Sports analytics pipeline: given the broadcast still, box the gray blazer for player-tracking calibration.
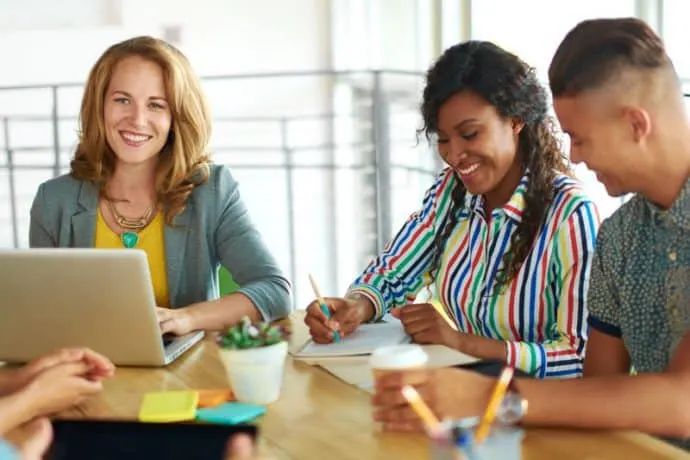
[29,164,293,321]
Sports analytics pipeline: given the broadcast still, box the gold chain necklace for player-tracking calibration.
[105,199,154,248]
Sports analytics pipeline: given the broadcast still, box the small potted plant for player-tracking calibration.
[216,316,290,405]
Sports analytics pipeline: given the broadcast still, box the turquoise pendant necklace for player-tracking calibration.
[121,231,139,248]
[106,199,153,249]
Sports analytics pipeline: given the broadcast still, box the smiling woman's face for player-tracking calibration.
[103,55,172,167]
[436,90,523,200]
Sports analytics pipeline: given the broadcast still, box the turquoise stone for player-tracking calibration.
[121,231,139,248]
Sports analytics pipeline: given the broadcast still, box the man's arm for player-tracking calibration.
[583,329,631,377]
[374,331,690,438]
[0,392,36,435]
[516,330,690,438]
[581,219,632,378]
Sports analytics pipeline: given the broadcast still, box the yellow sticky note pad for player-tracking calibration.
[138,390,199,423]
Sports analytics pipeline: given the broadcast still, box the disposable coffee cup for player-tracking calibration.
[369,344,429,381]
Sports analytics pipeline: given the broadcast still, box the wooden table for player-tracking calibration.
[59,316,690,460]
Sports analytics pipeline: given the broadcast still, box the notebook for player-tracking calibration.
[317,344,480,392]
[291,322,410,358]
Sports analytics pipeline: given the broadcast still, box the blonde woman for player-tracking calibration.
[29,36,292,335]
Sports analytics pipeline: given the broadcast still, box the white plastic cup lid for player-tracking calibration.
[369,344,428,370]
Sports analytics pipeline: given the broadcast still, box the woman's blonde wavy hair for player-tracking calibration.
[70,35,212,225]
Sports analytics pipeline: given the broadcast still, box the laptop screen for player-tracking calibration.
[45,419,258,460]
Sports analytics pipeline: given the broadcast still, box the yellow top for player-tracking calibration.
[94,209,170,307]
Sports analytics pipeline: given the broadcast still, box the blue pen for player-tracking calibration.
[308,273,341,343]
[453,425,476,459]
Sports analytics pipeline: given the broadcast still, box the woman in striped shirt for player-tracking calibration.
[305,41,600,379]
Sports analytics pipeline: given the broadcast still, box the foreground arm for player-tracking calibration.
[0,348,114,398]
[0,359,108,435]
[0,369,22,398]
[0,392,36,436]
[373,330,690,438]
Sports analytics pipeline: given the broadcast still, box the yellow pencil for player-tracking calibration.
[401,385,442,434]
[429,300,458,331]
[422,285,457,331]
[474,365,515,443]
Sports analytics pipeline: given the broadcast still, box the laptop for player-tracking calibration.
[0,248,203,366]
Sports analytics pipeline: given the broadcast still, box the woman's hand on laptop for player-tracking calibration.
[156,307,194,336]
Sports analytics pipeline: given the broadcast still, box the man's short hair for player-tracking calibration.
[548,17,671,98]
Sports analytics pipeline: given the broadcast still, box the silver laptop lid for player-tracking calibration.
[0,248,170,366]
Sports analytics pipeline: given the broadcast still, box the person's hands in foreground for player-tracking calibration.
[4,348,114,396]
[21,360,107,418]
[4,417,53,460]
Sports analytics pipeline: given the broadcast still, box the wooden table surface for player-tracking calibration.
[58,315,690,460]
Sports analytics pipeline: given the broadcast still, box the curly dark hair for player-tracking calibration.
[421,41,570,290]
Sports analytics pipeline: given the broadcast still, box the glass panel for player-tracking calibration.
[663,0,690,79]
[471,0,637,80]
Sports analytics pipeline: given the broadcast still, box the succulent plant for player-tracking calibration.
[216,316,290,350]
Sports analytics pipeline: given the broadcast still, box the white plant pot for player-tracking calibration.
[218,341,288,405]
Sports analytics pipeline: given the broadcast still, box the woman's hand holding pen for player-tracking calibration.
[304,297,372,343]
[391,303,462,350]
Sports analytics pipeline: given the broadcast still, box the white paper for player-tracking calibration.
[292,322,410,358]
[316,344,481,392]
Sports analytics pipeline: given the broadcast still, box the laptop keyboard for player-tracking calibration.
[162,333,175,347]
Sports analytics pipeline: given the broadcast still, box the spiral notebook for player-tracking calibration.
[291,322,410,358]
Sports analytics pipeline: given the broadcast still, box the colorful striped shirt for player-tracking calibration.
[348,168,600,378]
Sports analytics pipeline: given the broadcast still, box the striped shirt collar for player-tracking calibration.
[463,171,529,223]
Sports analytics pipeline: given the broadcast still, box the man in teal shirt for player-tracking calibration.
[372,17,690,450]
